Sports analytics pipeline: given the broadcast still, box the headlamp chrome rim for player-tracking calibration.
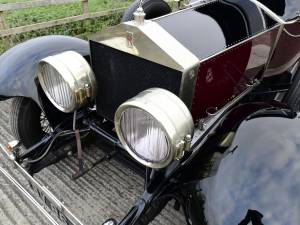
[116,105,175,169]
[37,51,97,113]
[115,88,194,169]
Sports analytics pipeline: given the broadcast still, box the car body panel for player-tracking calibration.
[0,35,89,104]
[182,103,300,225]
[191,26,281,118]
[0,1,299,224]
[90,0,286,121]
[266,21,300,76]
[256,0,300,76]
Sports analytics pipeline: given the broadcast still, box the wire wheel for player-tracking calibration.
[40,111,53,134]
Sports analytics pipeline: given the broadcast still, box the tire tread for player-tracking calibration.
[9,97,44,148]
[9,97,23,140]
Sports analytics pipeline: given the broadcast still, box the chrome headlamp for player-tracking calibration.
[115,88,194,169]
[37,51,96,113]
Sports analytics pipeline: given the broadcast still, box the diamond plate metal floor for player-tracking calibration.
[0,100,185,225]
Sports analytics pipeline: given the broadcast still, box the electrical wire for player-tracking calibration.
[26,129,89,163]
[26,130,71,163]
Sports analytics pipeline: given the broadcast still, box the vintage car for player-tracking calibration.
[0,0,300,224]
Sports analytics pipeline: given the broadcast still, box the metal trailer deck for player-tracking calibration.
[0,100,185,225]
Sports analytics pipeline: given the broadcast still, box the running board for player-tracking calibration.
[0,143,84,225]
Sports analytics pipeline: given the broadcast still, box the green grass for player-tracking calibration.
[0,0,132,53]
[0,0,30,3]
[2,0,131,28]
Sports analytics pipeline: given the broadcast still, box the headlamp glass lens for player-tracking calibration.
[120,108,170,163]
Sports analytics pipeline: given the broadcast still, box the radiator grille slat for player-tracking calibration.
[90,41,182,121]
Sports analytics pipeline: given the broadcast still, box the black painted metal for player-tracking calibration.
[0,35,89,105]
[17,134,53,160]
[8,96,299,225]
[156,0,277,60]
[89,121,123,148]
[89,41,182,121]
[117,102,298,225]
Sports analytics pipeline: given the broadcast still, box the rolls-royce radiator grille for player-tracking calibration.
[90,41,183,121]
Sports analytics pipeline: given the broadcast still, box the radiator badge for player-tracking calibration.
[126,31,134,49]
[101,31,138,55]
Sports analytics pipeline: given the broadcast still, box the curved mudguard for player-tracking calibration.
[0,35,89,104]
[182,103,300,225]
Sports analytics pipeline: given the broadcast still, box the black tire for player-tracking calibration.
[10,97,48,148]
[285,65,300,111]
[121,0,172,22]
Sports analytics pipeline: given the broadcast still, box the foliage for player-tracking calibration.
[0,0,131,54]
[2,0,131,27]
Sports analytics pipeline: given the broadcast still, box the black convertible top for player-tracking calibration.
[255,0,300,21]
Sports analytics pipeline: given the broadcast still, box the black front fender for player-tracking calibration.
[0,35,89,104]
[182,104,300,225]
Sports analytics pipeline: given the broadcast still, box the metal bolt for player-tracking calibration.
[175,141,185,160]
[104,222,114,225]
[64,145,73,156]
[184,134,192,152]
[198,119,206,131]
[85,83,92,98]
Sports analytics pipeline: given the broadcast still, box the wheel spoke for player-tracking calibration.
[40,112,53,133]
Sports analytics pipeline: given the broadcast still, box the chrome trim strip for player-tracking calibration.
[248,0,285,24]
[249,0,300,25]
[257,7,267,29]
[0,156,60,225]
[179,64,201,110]
[0,167,60,225]
[188,0,217,7]
[264,24,285,73]
[283,25,300,38]
[283,18,300,25]
[0,144,85,225]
